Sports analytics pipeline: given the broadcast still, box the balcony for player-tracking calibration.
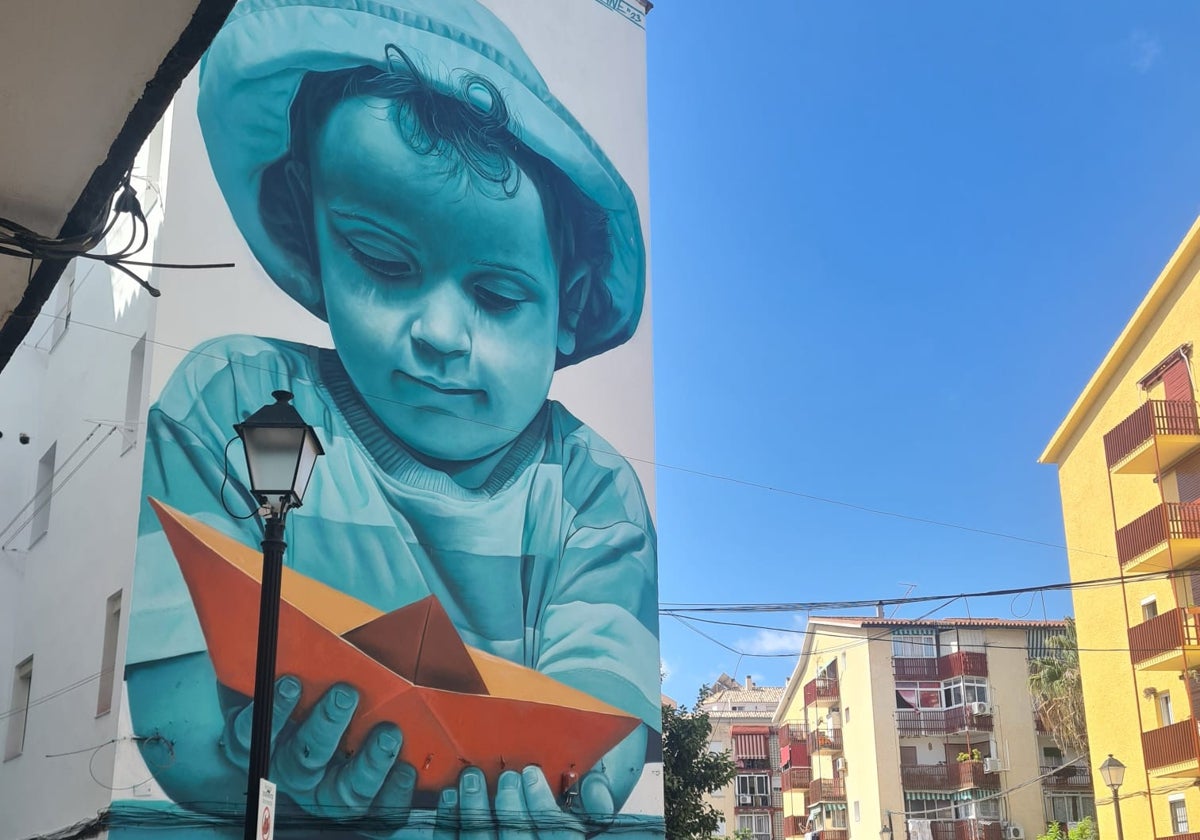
[808,727,843,753]
[807,778,846,804]
[1129,607,1200,670]
[940,651,988,678]
[1040,764,1092,789]
[734,793,772,811]
[1142,718,1200,777]
[929,820,1002,840]
[782,816,809,838]
[1115,503,1200,574]
[893,652,988,680]
[899,761,999,791]
[781,767,812,791]
[1104,400,1200,474]
[803,677,839,708]
[778,724,810,769]
[895,707,995,737]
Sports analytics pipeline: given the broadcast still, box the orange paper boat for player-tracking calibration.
[148,498,640,792]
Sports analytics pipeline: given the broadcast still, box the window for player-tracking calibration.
[715,819,726,836]
[1171,797,1189,834]
[844,706,850,723]
[1142,597,1159,622]
[49,263,75,350]
[896,681,942,710]
[96,591,122,715]
[1043,746,1063,767]
[1044,793,1096,824]
[736,774,770,797]
[29,442,56,547]
[942,677,988,708]
[852,801,860,823]
[940,629,986,653]
[893,633,937,658]
[955,799,1000,820]
[1161,692,1175,726]
[122,336,147,452]
[709,740,725,754]
[736,814,770,840]
[5,657,33,760]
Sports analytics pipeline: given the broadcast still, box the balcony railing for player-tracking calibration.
[815,832,848,840]
[894,656,940,679]
[940,650,988,678]
[1129,607,1200,665]
[901,761,998,790]
[803,677,839,706]
[893,652,989,680]
[1040,764,1092,789]
[807,778,846,803]
[1116,503,1200,568]
[1143,718,1200,772]
[808,726,843,753]
[734,793,772,810]
[782,816,809,837]
[781,767,812,790]
[929,821,1002,840]
[895,707,995,737]
[1104,400,1200,470]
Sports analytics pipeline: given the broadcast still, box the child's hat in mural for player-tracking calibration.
[197,0,646,367]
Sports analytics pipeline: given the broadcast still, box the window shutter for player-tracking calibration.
[1163,357,1194,402]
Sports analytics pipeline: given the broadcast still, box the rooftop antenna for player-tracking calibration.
[891,584,918,618]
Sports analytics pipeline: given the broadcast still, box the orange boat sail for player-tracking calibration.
[148,498,639,793]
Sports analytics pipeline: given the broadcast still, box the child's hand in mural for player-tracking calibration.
[221,676,418,817]
[438,765,609,840]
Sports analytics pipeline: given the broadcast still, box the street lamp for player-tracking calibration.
[234,390,324,840]
[1098,754,1126,840]
[880,810,895,839]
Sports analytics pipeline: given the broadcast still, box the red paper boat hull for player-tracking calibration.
[149,498,640,793]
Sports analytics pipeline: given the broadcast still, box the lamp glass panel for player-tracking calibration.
[242,426,307,494]
[292,430,322,504]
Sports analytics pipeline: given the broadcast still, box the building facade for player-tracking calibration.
[772,617,1090,840]
[0,2,660,839]
[1041,215,1200,840]
[701,675,786,840]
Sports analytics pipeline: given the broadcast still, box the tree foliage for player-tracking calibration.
[662,699,736,840]
[1036,816,1097,840]
[1028,618,1088,754]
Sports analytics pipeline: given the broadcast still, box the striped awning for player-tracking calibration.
[733,731,769,760]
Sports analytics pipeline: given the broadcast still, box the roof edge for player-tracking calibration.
[1040,213,1200,465]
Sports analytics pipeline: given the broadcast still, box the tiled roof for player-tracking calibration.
[815,616,1067,629]
[704,686,786,704]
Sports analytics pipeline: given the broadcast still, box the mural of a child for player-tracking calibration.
[121,0,659,837]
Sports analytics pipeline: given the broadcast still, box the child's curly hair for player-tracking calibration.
[260,46,613,342]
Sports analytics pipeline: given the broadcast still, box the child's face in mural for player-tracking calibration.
[309,96,570,462]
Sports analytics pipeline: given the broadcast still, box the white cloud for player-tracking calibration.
[1129,29,1161,74]
[736,619,805,657]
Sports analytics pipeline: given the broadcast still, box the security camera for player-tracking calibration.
[18,433,29,445]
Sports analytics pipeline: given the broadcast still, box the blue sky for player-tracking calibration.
[647,2,1200,702]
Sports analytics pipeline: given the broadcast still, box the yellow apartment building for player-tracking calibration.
[772,616,1087,840]
[1041,216,1200,840]
[700,675,786,840]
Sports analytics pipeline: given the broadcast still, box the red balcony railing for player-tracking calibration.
[803,677,839,706]
[895,707,995,737]
[1040,764,1092,789]
[956,760,1000,789]
[1116,503,1200,566]
[783,816,809,837]
[1129,607,1200,665]
[807,778,846,803]
[940,650,989,678]
[1104,400,1200,469]
[901,761,998,790]
[816,832,848,840]
[781,767,812,790]
[808,727,843,753]
[929,821,1002,840]
[1143,719,1200,771]
[894,656,940,679]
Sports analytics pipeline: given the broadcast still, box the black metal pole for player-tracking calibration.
[1111,786,1125,840]
[243,512,287,840]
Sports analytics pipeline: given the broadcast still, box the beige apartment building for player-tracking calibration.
[772,617,1091,840]
[701,674,786,840]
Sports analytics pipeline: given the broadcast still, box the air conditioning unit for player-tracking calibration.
[1003,826,1025,840]
[738,795,752,805]
[968,701,992,716]
[983,758,1003,773]
[834,757,847,774]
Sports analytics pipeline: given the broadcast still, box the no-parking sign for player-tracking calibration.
[257,779,276,840]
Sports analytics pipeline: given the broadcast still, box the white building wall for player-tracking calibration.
[0,117,170,840]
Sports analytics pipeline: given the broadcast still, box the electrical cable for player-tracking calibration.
[0,421,107,545]
[5,308,1110,565]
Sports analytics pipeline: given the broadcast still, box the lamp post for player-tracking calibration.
[1098,754,1126,840]
[879,810,895,839]
[234,390,324,840]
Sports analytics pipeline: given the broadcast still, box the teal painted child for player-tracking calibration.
[122,0,659,836]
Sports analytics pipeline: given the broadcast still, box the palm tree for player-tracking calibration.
[1028,618,1088,754]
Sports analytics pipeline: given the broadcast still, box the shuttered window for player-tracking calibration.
[1163,357,1194,402]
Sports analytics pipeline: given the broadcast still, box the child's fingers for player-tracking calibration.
[273,683,358,793]
[458,766,498,840]
[314,722,402,811]
[372,759,419,824]
[495,770,533,840]
[520,766,584,840]
[220,675,301,770]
